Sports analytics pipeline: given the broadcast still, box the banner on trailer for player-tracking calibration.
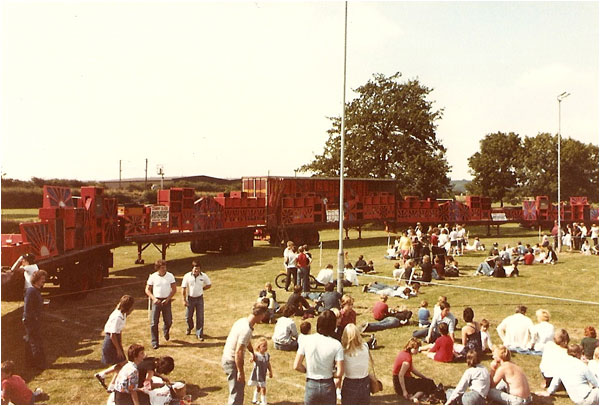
[150,206,169,223]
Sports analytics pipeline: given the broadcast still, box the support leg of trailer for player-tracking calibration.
[486,224,491,236]
[357,227,362,240]
[497,225,500,236]
[135,243,150,264]
[344,227,350,240]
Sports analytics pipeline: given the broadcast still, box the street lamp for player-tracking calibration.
[556,91,570,252]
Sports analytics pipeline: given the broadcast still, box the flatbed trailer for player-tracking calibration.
[125,226,256,263]
[35,242,118,294]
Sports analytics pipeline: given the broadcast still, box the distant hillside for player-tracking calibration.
[451,179,470,194]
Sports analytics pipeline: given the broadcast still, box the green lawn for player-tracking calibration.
[1,208,39,222]
[1,225,598,405]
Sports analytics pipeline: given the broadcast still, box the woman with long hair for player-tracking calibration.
[341,324,370,404]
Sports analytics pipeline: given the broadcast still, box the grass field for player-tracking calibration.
[1,225,598,405]
[1,208,39,222]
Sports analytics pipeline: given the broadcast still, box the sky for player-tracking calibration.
[1,1,598,182]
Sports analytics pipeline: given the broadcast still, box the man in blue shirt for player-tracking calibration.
[23,269,48,370]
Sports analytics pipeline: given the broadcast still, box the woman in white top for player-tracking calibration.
[528,309,554,354]
[341,323,370,405]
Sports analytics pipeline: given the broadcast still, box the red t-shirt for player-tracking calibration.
[392,350,413,376]
[523,253,534,265]
[296,253,309,268]
[431,234,439,246]
[430,334,454,362]
[339,308,356,331]
[372,301,389,321]
[2,375,33,405]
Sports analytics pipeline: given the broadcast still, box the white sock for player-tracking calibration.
[261,394,267,404]
[252,390,259,403]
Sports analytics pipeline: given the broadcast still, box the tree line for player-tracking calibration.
[299,72,598,204]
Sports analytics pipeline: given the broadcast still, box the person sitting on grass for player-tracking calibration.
[286,285,314,317]
[363,281,416,299]
[581,326,599,361]
[1,360,44,405]
[418,300,431,328]
[523,248,535,265]
[112,343,146,405]
[315,264,334,287]
[480,319,494,353]
[488,345,532,405]
[444,350,490,405]
[360,298,412,333]
[413,301,456,344]
[453,307,482,360]
[392,338,439,403]
[421,322,455,363]
[354,255,375,273]
[527,309,554,355]
[537,344,598,405]
[258,282,280,320]
[272,305,299,351]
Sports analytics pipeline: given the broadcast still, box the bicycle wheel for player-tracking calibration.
[309,275,318,290]
[275,273,288,290]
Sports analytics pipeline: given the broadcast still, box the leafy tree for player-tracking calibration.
[467,132,522,206]
[299,72,451,198]
[519,133,599,202]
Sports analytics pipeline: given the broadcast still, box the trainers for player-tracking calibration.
[94,373,108,390]
[370,337,378,350]
[33,388,43,397]
[152,344,159,350]
[186,329,192,335]
[197,335,204,342]
[359,322,369,333]
[362,285,368,293]
[164,331,170,341]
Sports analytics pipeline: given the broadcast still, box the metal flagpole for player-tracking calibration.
[556,91,570,252]
[337,1,348,294]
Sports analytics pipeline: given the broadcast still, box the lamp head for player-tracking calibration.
[557,91,571,101]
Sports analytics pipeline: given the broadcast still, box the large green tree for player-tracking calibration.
[299,72,451,198]
[467,132,522,206]
[519,133,599,202]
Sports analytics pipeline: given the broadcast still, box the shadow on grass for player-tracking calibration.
[166,339,224,349]
[192,384,220,399]
[0,305,103,383]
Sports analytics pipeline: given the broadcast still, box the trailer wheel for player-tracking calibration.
[223,237,241,255]
[90,262,104,289]
[60,263,90,300]
[190,240,207,254]
[240,233,253,252]
[308,230,320,246]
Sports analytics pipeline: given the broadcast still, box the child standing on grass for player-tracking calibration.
[249,337,272,405]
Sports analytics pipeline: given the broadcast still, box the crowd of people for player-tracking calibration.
[3,221,598,406]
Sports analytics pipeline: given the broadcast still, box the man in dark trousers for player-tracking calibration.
[23,269,48,370]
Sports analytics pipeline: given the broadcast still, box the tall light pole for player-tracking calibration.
[557,91,570,252]
[337,1,348,294]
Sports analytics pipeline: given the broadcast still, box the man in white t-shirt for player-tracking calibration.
[294,310,344,404]
[145,260,177,349]
[11,253,39,292]
[496,305,534,351]
[316,264,334,286]
[181,260,211,341]
[221,303,269,405]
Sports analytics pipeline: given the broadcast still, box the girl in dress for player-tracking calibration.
[248,337,272,405]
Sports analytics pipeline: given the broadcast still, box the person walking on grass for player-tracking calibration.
[221,303,269,405]
[181,260,211,341]
[145,260,177,350]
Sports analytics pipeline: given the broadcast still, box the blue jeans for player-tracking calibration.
[222,360,245,405]
[23,319,45,369]
[299,267,310,293]
[341,376,370,404]
[446,388,486,405]
[305,378,336,405]
[474,262,493,276]
[150,300,172,347]
[185,295,205,338]
[364,316,400,332]
[285,267,298,290]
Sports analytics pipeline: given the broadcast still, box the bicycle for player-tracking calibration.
[275,271,318,290]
